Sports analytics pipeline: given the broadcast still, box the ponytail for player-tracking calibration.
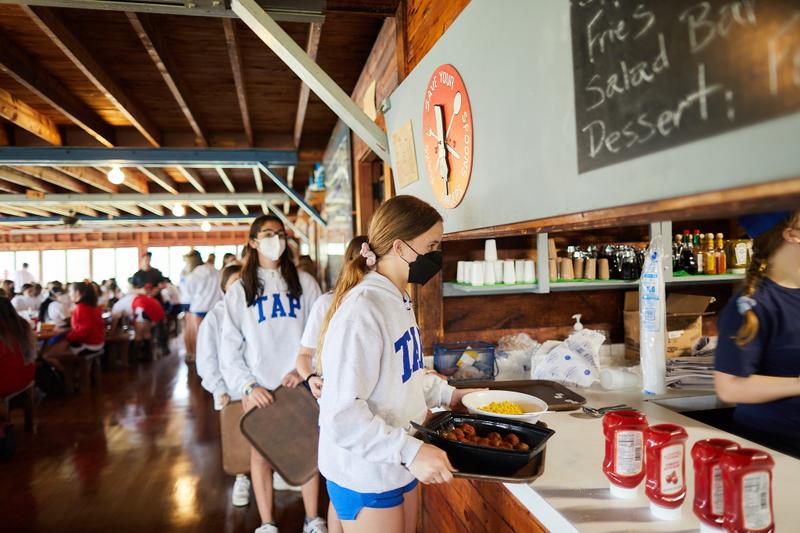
[734,210,799,347]
[315,196,442,374]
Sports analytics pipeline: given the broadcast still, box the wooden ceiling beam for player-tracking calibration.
[0,125,8,146]
[57,166,117,193]
[252,167,263,193]
[137,166,178,194]
[214,202,229,215]
[188,202,207,216]
[222,18,253,147]
[138,203,164,216]
[0,30,114,147]
[113,203,142,216]
[15,165,88,193]
[127,13,208,147]
[23,6,162,147]
[176,166,206,193]
[0,166,55,192]
[293,22,322,149]
[73,205,98,217]
[0,87,62,145]
[215,167,236,193]
[92,166,149,194]
[0,204,28,217]
[0,179,24,194]
[238,202,249,215]
[90,204,120,216]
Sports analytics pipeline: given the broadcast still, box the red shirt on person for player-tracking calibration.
[66,302,105,345]
[132,294,165,324]
[0,340,35,397]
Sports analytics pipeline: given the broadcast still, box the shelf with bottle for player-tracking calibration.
[666,220,750,284]
[443,281,539,297]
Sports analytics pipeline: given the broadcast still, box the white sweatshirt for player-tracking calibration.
[196,300,242,410]
[184,263,222,314]
[111,293,135,319]
[44,300,68,326]
[11,294,38,314]
[219,268,321,394]
[300,291,333,349]
[318,271,455,493]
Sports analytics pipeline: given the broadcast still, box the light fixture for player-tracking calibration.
[200,221,212,232]
[172,204,186,217]
[107,166,125,185]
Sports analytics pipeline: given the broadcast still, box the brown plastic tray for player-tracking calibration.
[453,379,586,411]
[220,400,250,476]
[239,386,319,486]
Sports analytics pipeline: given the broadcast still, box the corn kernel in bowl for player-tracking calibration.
[479,400,524,415]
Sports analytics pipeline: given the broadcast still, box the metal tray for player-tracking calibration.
[453,379,586,411]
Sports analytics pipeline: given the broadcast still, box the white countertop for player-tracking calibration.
[502,387,800,533]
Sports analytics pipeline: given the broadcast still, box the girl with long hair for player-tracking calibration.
[44,282,105,375]
[714,210,800,457]
[219,215,325,533]
[0,296,36,397]
[316,195,481,533]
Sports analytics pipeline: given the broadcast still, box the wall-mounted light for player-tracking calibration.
[107,166,125,185]
[200,221,212,232]
[172,204,186,217]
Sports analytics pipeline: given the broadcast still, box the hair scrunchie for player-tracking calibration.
[737,296,757,315]
[360,242,377,268]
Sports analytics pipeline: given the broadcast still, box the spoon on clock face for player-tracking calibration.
[444,91,462,139]
[426,128,461,159]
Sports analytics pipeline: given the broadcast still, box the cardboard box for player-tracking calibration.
[624,292,715,363]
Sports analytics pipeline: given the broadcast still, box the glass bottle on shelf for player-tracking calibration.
[715,233,727,274]
[673,234,683,272]
[693,230,704,275]
[680,230,698,275]
[704,234,718,275]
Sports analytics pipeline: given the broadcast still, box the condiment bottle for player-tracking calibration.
[645,423,688,519]
[720,448,775,533]
[603,410,648,498]
[715,233,727,274]
[704,233,718,275]
[694,229,705,274]
[692,438,740,533]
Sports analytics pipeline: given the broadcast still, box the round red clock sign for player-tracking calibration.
[422,64,473,209]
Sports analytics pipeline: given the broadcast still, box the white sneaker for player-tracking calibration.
[232,474,250,507]
[272,472,301,492]
[255,524,278,533]
[303,517,328,533]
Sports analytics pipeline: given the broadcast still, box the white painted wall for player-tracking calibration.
[384,0,800,234]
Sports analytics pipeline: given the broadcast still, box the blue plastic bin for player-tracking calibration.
[433,341,496,382]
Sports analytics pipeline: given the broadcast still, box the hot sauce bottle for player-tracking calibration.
[692,439,740,533]
[602,410,648,498]
[645,423,688,520]
[720,448,775,533]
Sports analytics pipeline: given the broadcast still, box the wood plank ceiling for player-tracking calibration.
[0,1,391,228]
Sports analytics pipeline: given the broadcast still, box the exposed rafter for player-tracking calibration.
[176,166,206,193]
[222,18,253,147]
[90,204,120,216]
[258,162,325,226]
[293,22,322,149]
[188,202,207,216]
[237,202,249,215]
[113,203,142,216]
[16,165,88,193]
[233,0,389,161]
[0,30,114,146]
[92,165,149,194]
[137,167,178,194]
[57,166,117,193]
[0,87,62,145]
[128,13,208,147]
[264,200,308,243]
[214,203,229,215]
[215,167,236,193]
[0,180,24,194]
[252,167,263,193]
[23,6,162,146]
[0,166,55,193]
[0,192,286,206]
[138,203,163,216]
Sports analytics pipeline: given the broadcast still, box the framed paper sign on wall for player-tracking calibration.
[422,63,474,209]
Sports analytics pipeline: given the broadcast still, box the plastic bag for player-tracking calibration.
[496,333,540,379]
[530,328,605,388]
[640,237,667,395]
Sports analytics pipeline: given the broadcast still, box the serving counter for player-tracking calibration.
[421,387,800,532]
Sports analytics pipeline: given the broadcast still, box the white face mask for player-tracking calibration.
[258,235,286,261]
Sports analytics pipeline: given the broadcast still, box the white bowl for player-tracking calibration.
[461,390,550,422]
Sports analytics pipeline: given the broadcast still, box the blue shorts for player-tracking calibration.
[192,311,207,318]
[327,479,418,521]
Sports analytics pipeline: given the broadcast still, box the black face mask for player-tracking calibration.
[402,241,442,285]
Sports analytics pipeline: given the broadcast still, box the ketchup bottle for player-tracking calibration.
[645,423,688,519]
[602,410,648,498]
[720,448,775,533]
[692,438,740,533]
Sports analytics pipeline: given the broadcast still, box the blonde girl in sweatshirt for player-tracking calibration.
[219,215,325,533]
[316,195,481,533]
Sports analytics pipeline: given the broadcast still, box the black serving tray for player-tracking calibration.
[419,411,554,480]
[453,379,586,411]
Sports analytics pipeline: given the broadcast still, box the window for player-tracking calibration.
[115,248,138,287]
[0,252,14,281]
[42,250,66,284]
[169,246,191,284]
[66,249,90,282]
[14,251,39,282]
[92,249,116,287]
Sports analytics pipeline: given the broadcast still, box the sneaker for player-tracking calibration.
[255,524,278,533]
[303,517,328,533]
[232,474,250,507]
[272,472,301,492]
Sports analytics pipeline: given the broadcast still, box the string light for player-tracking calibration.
[172,204,186,217]
[200,221,212,232]
[107,166,125,185]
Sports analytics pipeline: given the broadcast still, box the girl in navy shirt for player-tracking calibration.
[715,210,800,457]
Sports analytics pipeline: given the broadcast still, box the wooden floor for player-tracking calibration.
[1,352,309,533]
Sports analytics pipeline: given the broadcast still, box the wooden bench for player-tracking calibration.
[0,381,35,433]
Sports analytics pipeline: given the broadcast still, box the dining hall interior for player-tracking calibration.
[1,1,799,532]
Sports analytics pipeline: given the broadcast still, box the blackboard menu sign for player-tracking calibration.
[571,0,800,173]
